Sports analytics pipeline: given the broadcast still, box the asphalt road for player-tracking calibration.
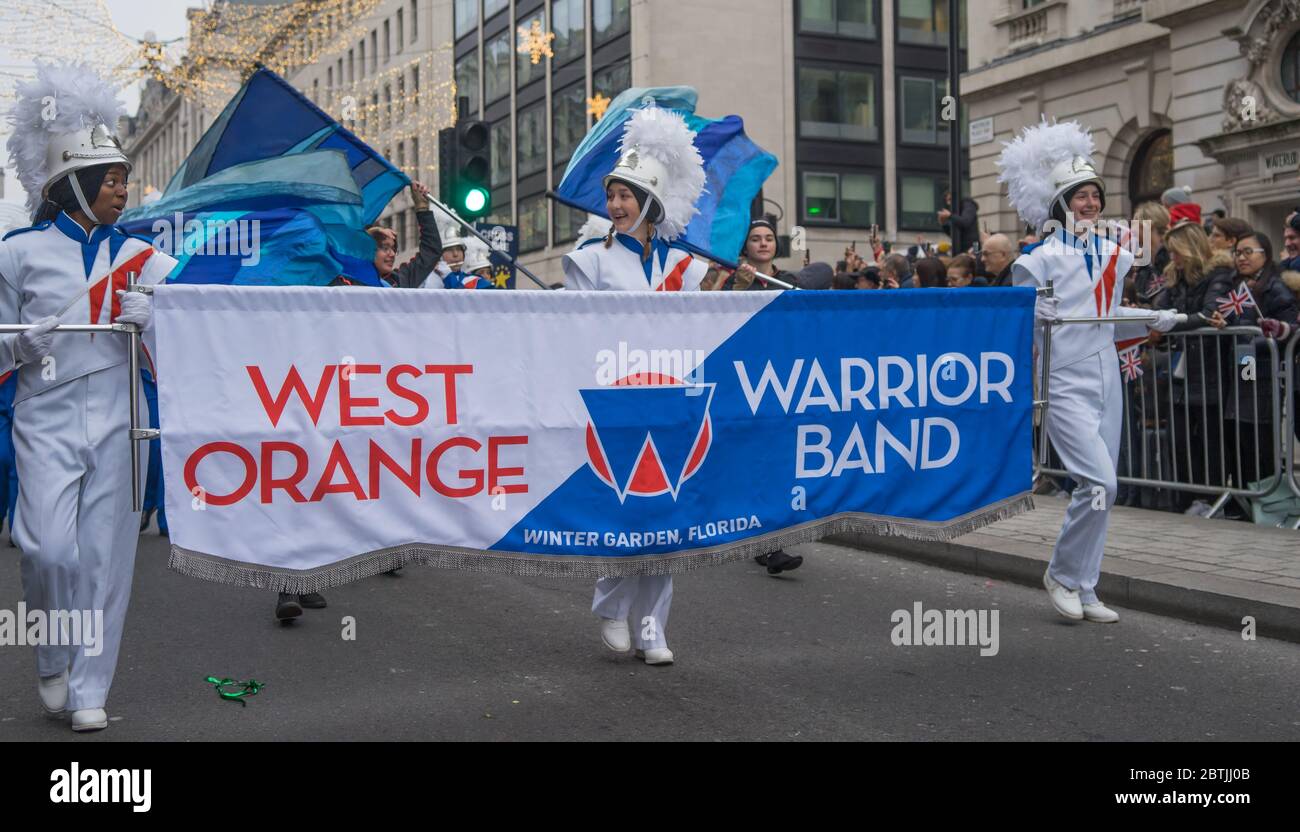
[2,528,1298,741]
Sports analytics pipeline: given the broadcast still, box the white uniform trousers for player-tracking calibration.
[15,362,142,711]
[592,576,672,650]
[1044,348,1123,605]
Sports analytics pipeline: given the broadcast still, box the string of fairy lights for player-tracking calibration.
[0,1,584,193]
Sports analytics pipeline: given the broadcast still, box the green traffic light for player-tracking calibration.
[464,188,488,213]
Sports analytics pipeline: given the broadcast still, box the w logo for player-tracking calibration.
[581,373,714,502]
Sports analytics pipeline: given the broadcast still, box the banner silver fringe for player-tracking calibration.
[166,492,1034,593]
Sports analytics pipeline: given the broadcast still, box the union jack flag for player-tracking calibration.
[1119,346,1144,383]
[1215,283,1256,318]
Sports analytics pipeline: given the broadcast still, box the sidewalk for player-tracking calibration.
[830,496,1300,642]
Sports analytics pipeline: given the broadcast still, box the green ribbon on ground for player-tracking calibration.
[205,676,264,706]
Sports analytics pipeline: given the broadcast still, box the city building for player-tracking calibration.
[453,0,968,284]
[964,0,1300,239]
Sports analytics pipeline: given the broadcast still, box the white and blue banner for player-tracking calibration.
[154,285,1035,591]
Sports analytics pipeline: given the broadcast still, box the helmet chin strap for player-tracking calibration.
[65,172,101,225]
[626,195,654,236]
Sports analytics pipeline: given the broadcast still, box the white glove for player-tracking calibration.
[14,316,58,365]
[1149,309,1186,333]
[1034,295,1061,323]
[114,290,152,330]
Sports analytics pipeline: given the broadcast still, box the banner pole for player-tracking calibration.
[427,199,553,290]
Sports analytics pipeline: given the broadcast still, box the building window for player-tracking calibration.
[412,137,419,174]
[799,0,875,39]
[802,171,877,225]
[485,30,511,104]
[593,0,631,46]
[313,78,319,103]
[455,0,478,40]
[519,194,548,252]
[1283,31,1300,103]
[1128,130,1172,208]
[396,8,404,51]
[553,82,586,165]
[410,0,418,43]
[517,10,546,88]
[553,0,585,64]
[517,103,547,179]
[491,118,512,187]
[897,0,954,47]
[370,30,378,72]
[594,59,631,101]
[900,174,944,230]
[383,20,391,63]
[553,200,586,245]
[486,0,508,18]
[900,76,937,143]
[358,41,365,77]
[456,50,480,118]
[798,66,877,141]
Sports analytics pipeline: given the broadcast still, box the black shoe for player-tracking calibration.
[275,592,303,622]
[299,592,327,609]
[765,550,803,575]
[753,554,769,567]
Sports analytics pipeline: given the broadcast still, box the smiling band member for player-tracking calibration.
[0,64,178,731]
[997,120,1189,625]
[562,106,708,665]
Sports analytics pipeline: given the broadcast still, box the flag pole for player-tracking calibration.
[427,199,553,290]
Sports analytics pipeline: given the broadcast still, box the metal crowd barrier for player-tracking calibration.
[1033,295,1297,526]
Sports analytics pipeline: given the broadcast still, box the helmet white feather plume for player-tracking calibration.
[995,117,1097,230]
[6,62,128,220]
[607,107,705,241]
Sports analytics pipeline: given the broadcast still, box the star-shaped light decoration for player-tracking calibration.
[517,19,555,65]
[587,93,611,121]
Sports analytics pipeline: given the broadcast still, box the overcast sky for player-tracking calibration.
[1,1,198,208]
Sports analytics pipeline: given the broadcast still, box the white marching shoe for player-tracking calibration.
[636,647,675,665]
[38,671,68,715]
[1043,571,1083,620]
[1082,602,1120,623]
[600,618,631,653]
[71,708,108,732]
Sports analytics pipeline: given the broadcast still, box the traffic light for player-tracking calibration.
[439,121,492,220]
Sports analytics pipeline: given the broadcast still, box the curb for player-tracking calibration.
[826,530,1300,644]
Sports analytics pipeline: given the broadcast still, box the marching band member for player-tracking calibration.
[442,238,498,289]
[562,107,708,664]
[997,120,1190,624]
[1,63,178,731]
[421,214,469,289]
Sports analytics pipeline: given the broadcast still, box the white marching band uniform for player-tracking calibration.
[1,63,175,725]
[998,120,1181,618]
[561,110,708,658]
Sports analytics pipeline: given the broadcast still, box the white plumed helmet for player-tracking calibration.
[996,117,1103,230]
[5,62,130,222]
[602,106,705,241]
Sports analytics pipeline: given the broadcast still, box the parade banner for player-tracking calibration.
[153,286,1035,592]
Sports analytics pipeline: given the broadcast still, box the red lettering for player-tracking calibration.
[184,442,257,507]
[247,365,334,427]
[424,364,473,425]
[427,436,483,497]
[368,438,422,498]
[384,364,429,426]
[488,435,529,494]
[309,441,368,502]
[260,441,309,503]
[339,363,384,426]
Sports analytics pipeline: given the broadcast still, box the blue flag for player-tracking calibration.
[555,86,777,269]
